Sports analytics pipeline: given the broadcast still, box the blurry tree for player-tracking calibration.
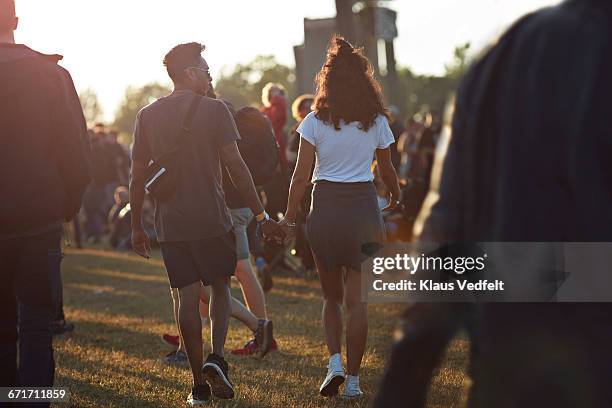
[395,68,456,121]
[444,42,471,79]
[393,42,472,122]
[113,82,171,142]
[79,88,103,125]
[215,55,296,109]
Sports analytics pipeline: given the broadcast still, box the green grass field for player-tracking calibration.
[53,248,468,407]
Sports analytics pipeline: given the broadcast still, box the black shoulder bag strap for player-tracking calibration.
[144,94,203,200]
[154,94,202,163]
[177,93,202,146]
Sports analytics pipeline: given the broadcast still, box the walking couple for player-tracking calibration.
[130,36,400,405]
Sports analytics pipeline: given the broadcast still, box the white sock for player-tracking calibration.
[347,375,360,387]
[329,353,343,370]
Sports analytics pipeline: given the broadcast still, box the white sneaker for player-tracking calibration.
[342,375,364,399]
[319,356,345,397]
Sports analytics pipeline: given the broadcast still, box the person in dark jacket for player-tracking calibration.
[374,1,612,407]
[0,0,91,397]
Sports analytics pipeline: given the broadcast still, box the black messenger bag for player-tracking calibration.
[144,95,202,201]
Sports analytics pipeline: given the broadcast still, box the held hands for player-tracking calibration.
[381,197,403,214]
[259,218,288,243]
[278,218,297,241]
[131,227,151,259]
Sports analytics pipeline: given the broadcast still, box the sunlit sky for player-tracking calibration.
[14,0,560,121]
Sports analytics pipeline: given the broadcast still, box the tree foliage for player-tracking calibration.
[392,42,471,121]
[107,44,471,136]
[112,82,171,142]
[395,68,458,119]
[79,88,104,126]
[444,42,471,79]
[215,55,296,108]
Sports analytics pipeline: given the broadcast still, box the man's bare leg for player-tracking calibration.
[178,281,205,386]
[171,288,185,352]
[208,277,231,356]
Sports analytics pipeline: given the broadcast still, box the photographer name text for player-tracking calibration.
[372,279,505,292]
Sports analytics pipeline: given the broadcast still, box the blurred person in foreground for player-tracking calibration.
[0,0,91,400]
[280,35,401,399]
[374,0,612,407]
[129,42,283,405]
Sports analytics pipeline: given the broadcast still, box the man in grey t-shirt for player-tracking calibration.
[132,86,236,243]
[129,42,283,405]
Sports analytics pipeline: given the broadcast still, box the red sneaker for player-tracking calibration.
[230,339,258,356]
[162,333,180,348]
[230,338,279,356]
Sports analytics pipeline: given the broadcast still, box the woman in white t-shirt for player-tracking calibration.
[280,35,401,399]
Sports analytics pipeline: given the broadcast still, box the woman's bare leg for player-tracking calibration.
[344,268,368,376]
[318,265,344,356]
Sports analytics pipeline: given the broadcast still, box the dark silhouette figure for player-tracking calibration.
[375,1,612,407]
[0,0,91,402]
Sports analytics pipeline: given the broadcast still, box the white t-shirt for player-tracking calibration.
[297,112,395,183]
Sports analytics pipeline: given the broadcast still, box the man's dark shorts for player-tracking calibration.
[160,232,236,289]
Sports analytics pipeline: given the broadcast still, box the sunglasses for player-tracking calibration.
[187,67,211,78]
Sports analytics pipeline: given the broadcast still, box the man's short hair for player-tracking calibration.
[163,42,205,82]
[0,0,16,32]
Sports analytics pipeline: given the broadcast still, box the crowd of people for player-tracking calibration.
[67,69,444,368]
[3,0,612,407]
[71,124,154,249]
[70,97,444,253]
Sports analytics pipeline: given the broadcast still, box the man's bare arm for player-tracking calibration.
[129,161,150,258]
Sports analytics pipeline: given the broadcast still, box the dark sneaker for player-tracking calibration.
[163,349,188,365]
[230,339,258,356]
[254,319,274,358]
[187,383,211,406]
[162,333,180,347]
[51,320,75,336]
[202,353,234,399]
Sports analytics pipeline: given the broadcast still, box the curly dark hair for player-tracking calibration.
[314,35,388,131]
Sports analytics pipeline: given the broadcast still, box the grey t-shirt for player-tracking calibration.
[132,92,240,242]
